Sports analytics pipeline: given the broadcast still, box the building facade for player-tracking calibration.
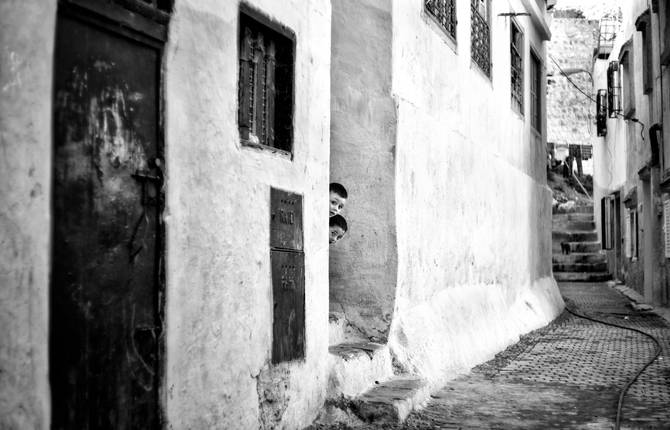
[593,0,670,307]
[0,0,562,428]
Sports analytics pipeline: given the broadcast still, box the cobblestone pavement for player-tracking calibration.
[401,282,670,429]
[316,282,670,429]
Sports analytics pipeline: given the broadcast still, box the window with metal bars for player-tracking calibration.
[601,195,615,250]
[471,0,491,76]
[607,61,621,118]
[510,21,523,115]
[425,0,457,40]
[530,51,541,132]
[596,89,608,136]
[238,9,295,153]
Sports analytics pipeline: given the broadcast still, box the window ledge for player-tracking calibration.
[422,9,458,55]
[240,139,293,160]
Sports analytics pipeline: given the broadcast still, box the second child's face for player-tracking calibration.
[329,226,345,244]
[329,192,346,217]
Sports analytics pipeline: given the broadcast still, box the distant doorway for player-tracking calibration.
[50,2,167,428]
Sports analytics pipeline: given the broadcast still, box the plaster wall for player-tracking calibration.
[1,0,332,428]
[329,0,398,342]
[592,0,668,304]
[387,0,563,384]
[0,0,55,428]
[165,1,331,428]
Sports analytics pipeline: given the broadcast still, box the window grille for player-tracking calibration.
[471,0,490,76]
[607,61,621,118]
[425,0,457,40]
[530,51,541,132]
[596,89,607,136]
[636,10,653,94]
[510,21,523,114]
[596,14,619,59]
[238,10,294,153]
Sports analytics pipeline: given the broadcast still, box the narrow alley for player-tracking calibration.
[311,281,670,429]
[2,0,670,429]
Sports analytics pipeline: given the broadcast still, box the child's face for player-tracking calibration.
[329,192,347,217]
[329,225,345,244]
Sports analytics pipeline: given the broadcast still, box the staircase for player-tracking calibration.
[552,204,611,282]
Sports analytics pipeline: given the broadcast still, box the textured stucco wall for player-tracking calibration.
[165,0,331,428]
[329,0,398,342]
[0,0,55,428]
[387,0,563,384]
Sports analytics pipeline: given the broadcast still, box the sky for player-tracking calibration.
[554,0,621,19]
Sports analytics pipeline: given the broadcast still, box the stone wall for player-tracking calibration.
[547,17,599,172]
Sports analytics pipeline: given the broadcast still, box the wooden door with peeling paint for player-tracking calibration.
[51,3,166,429]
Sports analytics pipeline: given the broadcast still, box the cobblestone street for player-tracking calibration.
[318,282,670,429]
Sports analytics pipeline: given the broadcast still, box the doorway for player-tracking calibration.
[50,2,167,428]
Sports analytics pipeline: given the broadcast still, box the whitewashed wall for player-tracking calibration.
[387,0,563,385]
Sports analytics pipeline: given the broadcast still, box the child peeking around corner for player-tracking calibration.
[329,215,348,244]
[329,183,348,217]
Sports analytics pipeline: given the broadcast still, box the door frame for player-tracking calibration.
[51,1,168,426]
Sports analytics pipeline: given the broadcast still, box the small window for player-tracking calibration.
[471,0,491,76]
[596,89,608,136]
[636,10,653,93]
[510,21,524,115]
[607,61,622,118]
[530,51,542,132]
[619,45,635,116]
[425,0,457,41]
[238,8,295,153]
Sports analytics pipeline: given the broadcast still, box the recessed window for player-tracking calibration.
[530,51,542,132]
[471,0,491,76]
[238,8,295,153]
[425,0,457,41]
[510,21,524,115]
[607,60,622,118]
[635,10,652,94]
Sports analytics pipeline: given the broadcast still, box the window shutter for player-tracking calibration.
[625,210,631,258]
[664,199,670,258]
[264,41,276,148]
[239,26,254,140]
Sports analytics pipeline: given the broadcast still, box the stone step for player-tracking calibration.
[552,220,596,231]
[552,262,608,273]
[327,342,393,399]
[351,376,430,425]
[552,231,598,242]
[553,271,612,282]
[552,252,607,264]
[570,241,602,253]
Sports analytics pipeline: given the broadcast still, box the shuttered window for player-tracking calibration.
[238,10,294,153]
[471,0,491,77]
[510,21,524,115]
[530,51,542,132]
[664,199,670,258]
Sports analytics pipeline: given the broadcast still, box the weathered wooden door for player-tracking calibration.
[51,4,165,429]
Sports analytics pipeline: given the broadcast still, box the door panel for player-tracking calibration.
[51,11,163,430]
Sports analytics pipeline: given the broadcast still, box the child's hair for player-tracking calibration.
[329,214,348,232]
[330,182,348,199]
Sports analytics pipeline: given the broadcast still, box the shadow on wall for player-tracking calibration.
[328,0,398,343]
